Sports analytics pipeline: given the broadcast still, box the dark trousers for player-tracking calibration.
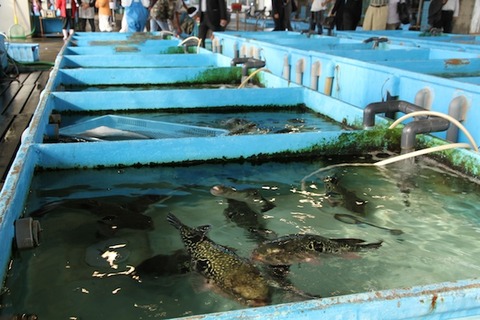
[62,9,75,30]
[343,10,360,30]
[440,10,454,33]
[309,10,324,34]
[79,18,95,32]
[198,12,224,47]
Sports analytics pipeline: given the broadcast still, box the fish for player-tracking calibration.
[221,118,259,135]
[211,185,277,241]
[323,175,368,215]
[30,195,158,236]
[222,199,277,242]
[166,212,271,306]
[135,249,191,278]
[252,234,382,266]
[210,185,275,214]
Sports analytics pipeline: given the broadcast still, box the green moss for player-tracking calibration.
[417,136,480,178]
[163,46,187,54]
[191,67,243,84]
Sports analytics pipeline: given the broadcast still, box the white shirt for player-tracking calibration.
[310,0,327,12]
[442,0,459,17]
[387,0,400,24]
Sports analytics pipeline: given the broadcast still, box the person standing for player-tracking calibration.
[149,0,183,34]
[330,0,362,31]
[362,0,388,30]
[309,0,329,34]
[439,0,459,33]
[427,0,443,30]
[272,0,293,31]
[198,0,228,47]
[149,0,171,31]
[386,0,400,29]
[121,0,150,31]
[56,0,78,40]
[78,0,96,31]
[96,0,113,31]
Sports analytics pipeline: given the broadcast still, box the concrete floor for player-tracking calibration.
[33,37,64,63]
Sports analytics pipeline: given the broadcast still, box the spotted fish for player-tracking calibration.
[166,213,271,306]
[252,234,382,266]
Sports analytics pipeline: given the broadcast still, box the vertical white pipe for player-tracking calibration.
[283,54,290,81]
[470,0,480,33]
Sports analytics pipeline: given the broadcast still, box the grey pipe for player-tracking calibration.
[230,57,266,78]
[363,100,427,128]
[401,117,450,153]
[446,95,468,142]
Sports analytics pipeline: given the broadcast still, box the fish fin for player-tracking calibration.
[166,212,184,230]
[333,238,383,250]
[331,238,368,245]
[359,240,383,250]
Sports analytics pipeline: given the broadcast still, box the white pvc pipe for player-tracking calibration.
[178,36,202,53]
[374,143,472,166]
[389,110,478,152]
[238,68,272,89]
[178,36,200,46]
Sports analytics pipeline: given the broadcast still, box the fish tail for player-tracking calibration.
[166,212,184,230]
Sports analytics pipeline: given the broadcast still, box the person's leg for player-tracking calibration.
[79,18,87,31]
[441,10,454,33]
[150,18,159,31]
[284,3,293,30]
[362,6,373,30]
[198,14,209,47]
[309,11,316,32]
[343,10,354,30]
[62,17,69,39]
[316,10,324,34]
[88,18,96,31]
[126,6,141,31]
[159,19,171,31]
[371,6,387,30]
[137,6,149,31]
[273,15,283,30]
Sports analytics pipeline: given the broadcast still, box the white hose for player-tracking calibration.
[300,163,375,191]
[238,67,271,89]
[178,36,202,53]
[388,110,478,152]
[374,143,472,166]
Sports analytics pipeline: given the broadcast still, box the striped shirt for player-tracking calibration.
[369,0,388,7]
